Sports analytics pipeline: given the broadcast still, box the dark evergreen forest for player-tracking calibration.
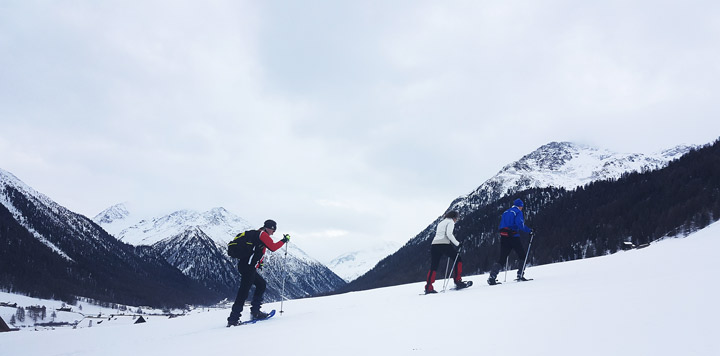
[346,139,720,292]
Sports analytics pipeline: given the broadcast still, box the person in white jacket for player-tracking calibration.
[424,211,470,294]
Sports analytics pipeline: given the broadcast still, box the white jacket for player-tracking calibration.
[431,218,460,246]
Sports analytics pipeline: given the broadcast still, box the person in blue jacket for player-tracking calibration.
[487,198,534,285]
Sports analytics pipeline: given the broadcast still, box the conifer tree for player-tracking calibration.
[15,307,24,322]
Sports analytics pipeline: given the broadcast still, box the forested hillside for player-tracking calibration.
[346,139,720,292]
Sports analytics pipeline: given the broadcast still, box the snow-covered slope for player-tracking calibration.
[451,141,695,213]
[0,292,181,330]
[2,221,717,355]
[0,168,100,260]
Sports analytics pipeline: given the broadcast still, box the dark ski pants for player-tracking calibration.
[425,244,462,291]
[228,265,267,323]
[490,236,527,280]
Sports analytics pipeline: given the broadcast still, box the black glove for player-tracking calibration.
[529,229,535,237]
[281,234,291,243]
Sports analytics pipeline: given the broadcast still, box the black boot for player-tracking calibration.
[227,314,240,327]
[455,280,471,289]
[488,262,501,285]
[251,309,270,320]
[488,262,503,283]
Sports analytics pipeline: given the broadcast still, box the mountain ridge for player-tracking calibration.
[450,141,695,214]
[94,205,347,301]
[327,241,400,282]
[0,168,219,307]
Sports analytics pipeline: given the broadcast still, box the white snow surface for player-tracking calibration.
[0,293,179,330]
[2,221,718,355]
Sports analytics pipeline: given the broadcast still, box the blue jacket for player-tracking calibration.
[498,206,531,237]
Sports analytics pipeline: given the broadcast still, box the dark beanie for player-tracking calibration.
[263,219,277,230]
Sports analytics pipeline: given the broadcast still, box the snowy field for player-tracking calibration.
[2,222,719,356]
[0,291,188,332]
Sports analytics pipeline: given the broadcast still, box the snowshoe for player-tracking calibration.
[241,310,276,325]
[487,278,500,285]
[424,288,438,294]
[515,276,533,282]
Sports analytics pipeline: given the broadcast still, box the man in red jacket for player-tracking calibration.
[227,219,289,326]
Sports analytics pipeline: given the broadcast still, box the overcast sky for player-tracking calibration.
[1,1,719,262]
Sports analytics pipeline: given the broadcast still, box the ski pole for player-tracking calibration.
[519,232,535,278]
[280,238,289,315]
[443,250,461,293]
[442,256,451,291]
[503,256,508,283]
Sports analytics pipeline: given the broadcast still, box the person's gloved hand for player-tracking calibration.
[281,234,291,243]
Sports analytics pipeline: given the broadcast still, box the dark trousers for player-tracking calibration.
[490,236,527,279]
[228,265,267,323]
[425,244,462,290]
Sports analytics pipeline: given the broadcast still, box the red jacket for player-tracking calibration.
[255,230,285,268]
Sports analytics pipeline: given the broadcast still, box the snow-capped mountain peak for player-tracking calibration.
[503,141,691,189]
[328,241,400,282]
[93,203,130,225]
[95,205,253,246]
[450,141,695,213]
